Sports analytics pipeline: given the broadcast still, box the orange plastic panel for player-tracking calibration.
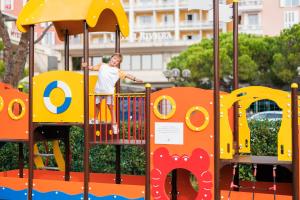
[150,87,220,200]
[0,88,28,141]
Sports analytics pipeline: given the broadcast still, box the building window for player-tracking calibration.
[92,57,102,66]
[2,0,13,10]
[152,54,163,70]
[186,35,193,40]
[280,0,299,7]
[187,14,193,21]
[41,32,55,45]
[138,15,153,26]
[142,55,152,70]
[48,56,58,71]
[72,57,82,71]
[186,13,198,23]
[121,55,131,70]
[284,11,299,28]
[162,14,174,25]
[71,35,81,44]
[132,55,141,70]
[248,14,259,26]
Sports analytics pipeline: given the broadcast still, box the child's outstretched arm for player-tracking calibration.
[81,62,102,71]
[124,73,143,83]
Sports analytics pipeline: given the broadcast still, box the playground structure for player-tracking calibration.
[0,0,299,200]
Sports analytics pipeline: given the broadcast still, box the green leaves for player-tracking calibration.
[0,126,146,175]
[239,120,279,181]
[168,24,300,89]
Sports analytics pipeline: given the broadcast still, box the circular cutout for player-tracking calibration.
[185,106,209,131]
[153,95,176,119]
[0,96,3,112]
[43,81,72,114]
[8,99,26,120]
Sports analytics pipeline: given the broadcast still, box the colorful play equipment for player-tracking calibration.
[0,0,299,200]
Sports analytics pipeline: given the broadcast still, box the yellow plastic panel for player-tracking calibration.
[220,86,292,161]
[33,144,44,169]
[33,71,83,123]
[87,0,129,37]
[53,140,65,171]
[17,0,129,39]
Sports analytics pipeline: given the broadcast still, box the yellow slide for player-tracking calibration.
[34,140,65,171]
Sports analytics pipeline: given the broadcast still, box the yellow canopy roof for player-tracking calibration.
[16,0,129,40]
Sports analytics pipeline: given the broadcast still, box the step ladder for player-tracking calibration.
[34,140,65,171]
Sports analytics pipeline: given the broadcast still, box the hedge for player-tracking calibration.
[0,120,279,179]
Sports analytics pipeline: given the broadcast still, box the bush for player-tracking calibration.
[239,120,280,180]
[0,126,146,175]
[0,120,280,179]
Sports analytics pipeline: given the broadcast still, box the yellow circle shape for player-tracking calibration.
[49,87,65,107]
[185,106,209,132]
[0,96,4,112]
[153,95,176,119]
[8,99,26,120]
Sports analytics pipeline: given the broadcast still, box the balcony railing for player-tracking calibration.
[179,0,226,7]
[239,24,262,30]
[239,24,263,34]
[180,20,213,29]
[239,0,263,7]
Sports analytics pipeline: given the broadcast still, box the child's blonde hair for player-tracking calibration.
[111,53,123,63]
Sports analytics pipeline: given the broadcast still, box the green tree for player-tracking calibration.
[168,26,300,89]
[0,11,53,87]
[271,24,300,85]
[168,33,262,89]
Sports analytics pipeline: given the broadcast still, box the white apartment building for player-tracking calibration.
[55,0,230,86]
[238,0,300,36]
[1,0,300,87]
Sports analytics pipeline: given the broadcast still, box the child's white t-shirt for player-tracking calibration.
[94,63,126,94]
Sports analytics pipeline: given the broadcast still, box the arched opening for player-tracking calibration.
[164,168,199,199]
[236,99,287,184]
[246,99,282,157]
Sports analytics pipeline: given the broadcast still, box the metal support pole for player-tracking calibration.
[18,143,24,178]
[233,0,240,190]
[145,84,151,200]
[64,30,69,71]
[18,87,24,179]
[291,83,299,200]
[115,24,121,92]
[115,145,121,184]
[64,131,70,181]
[171,170,177,200]
[213,0,220,199]
[115,24,122,184]
[83,21,90,200]
[28,25,35,200]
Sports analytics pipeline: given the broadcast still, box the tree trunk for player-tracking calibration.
[0,10,29,87]
[0,10,51,88]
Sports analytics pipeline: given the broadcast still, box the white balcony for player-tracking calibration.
[180,20,213,30]
[134,23,156,31]
[179,0,227,8]
[156,23,175,29]
[239,24,263,35]
[134,2,155,11]
[156,0,175,7]
[239,0,263,11]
